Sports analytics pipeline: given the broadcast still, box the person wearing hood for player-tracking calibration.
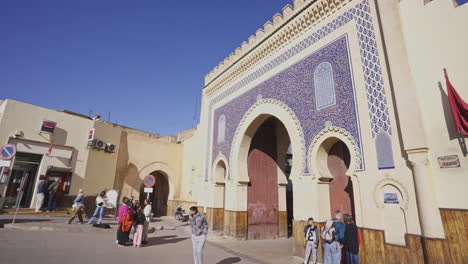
[67,189,85,224]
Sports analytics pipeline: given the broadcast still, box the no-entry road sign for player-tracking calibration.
[143,175,156,188]
[0,144,16,160]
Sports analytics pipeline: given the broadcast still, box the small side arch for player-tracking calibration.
[308,123,361,180]
[212,153,229,184]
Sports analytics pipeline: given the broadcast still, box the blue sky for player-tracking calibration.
[1,0,292,136]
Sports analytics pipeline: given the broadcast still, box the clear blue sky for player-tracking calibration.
[1,0,292,136]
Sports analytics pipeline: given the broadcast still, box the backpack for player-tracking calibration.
[321,219,337,242]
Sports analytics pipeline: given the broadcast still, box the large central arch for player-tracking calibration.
[230,98,306,184]
[228,98,305,239]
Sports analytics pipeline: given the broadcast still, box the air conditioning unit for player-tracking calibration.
[87,139,96,147]
[94,140,106,150]
[105,143,116,153]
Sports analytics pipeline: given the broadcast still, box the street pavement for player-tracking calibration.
[0,215,257,264]
[0,214,303,264]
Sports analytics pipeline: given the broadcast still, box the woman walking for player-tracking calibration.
[117,197,133,246]
[67,189,85,224]
[343,214,360,264]
[132,206,146,247]
[87,191,107,224]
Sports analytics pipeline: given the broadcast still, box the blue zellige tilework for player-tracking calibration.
[205,0,392,180]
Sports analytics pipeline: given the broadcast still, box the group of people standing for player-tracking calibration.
[303,210,360,264]
[34,177,60,213]
[116,196,152,248]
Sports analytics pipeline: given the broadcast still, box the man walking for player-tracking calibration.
[322,210,345,264]
[35,177,46,213]
[189,206,208,264]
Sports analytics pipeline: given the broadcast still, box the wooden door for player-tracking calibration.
[153,173,169,216]
[328,141,355,217]
[247,121,279,239]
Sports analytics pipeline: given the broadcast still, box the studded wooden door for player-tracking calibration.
[247,121,279,240]
[328,141,355,217]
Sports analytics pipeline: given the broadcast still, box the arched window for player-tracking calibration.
[314,62,336,110]
[375,132,395,169]
[217,114,226,144]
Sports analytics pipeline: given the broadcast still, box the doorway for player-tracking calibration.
[3,152,42,209]
[327,141,355,217]
[247,117,291,240]
[140,171,169,216]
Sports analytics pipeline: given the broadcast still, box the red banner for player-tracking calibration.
[445,71,468,135]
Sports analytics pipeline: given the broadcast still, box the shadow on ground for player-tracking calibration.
[147,235,188,246]
[0,218,50,228]
[216,257,242,264]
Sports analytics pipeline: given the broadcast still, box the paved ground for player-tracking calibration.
[0,214,303,264]
[0,226,257,264]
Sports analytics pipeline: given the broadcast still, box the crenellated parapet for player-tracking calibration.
[204,0,351,95]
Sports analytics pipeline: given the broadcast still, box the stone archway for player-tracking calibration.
[226,98,305,240]
[139,170,170,216]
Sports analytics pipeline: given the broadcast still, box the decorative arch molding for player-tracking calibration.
[308,123,361,180]
[373,177,409,211]
[230,98,306,183]
[136,161,176,200]
[212,152,229,184]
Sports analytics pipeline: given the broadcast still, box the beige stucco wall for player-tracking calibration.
[398,0,468,210]
[83,121,121,195]
[0,100,93,207]
[115,130,185,203]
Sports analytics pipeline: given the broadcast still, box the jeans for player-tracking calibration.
[191,234,206,264]
[324,241,341,264]
[142,221,149,242]
[68,206,84,224]
[304,241,318,264]
[47,192,56,212]
[345,251,359,264]
[88,207,104,224]
[35,193,45,212]
[133,225,144,246]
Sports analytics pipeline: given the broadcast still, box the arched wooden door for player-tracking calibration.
[247,119,279,240]
[328,141,355,217]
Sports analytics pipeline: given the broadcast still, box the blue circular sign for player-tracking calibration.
[144,175,156,188]
[0,144,16,160]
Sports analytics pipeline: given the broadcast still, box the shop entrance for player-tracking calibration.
[3,152,42,208]
[139,171,169,216]
[328,141,355,217]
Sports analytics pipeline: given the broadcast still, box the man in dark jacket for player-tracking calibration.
[304,217,319,264]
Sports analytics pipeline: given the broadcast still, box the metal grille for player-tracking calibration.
[15,152,43,164]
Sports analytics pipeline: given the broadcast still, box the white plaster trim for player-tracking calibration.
[212,152,229,184]
[374,177,409,211]
[230,98,306,184]
[308,124,360,179]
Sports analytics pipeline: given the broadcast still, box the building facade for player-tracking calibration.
[196,0,468,263]
[0,100,199,217]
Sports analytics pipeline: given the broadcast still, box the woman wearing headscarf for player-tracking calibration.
[117,197,134,246]
[67,189,85,224]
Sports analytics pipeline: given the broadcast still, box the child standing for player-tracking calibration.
[304,217,319,264]
[133,206,146,248]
